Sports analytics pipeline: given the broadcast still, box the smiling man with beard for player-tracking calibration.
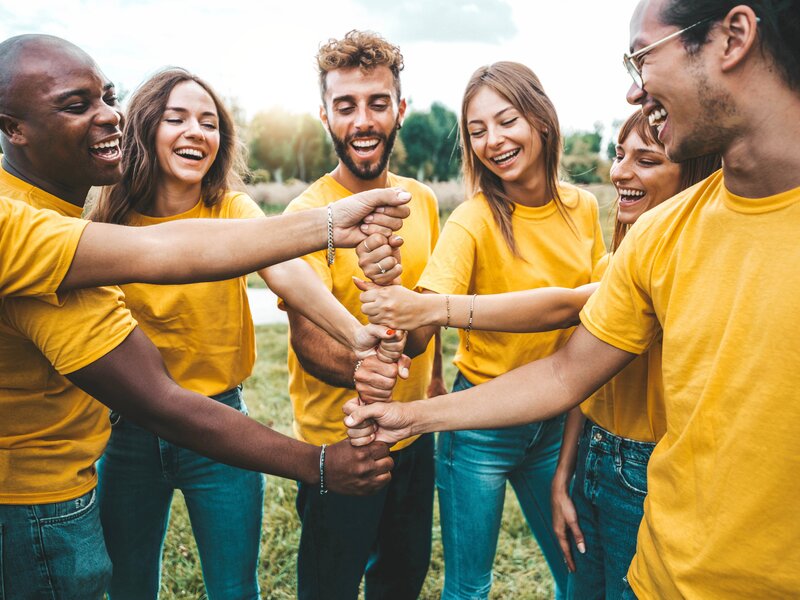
[280,30,440,600]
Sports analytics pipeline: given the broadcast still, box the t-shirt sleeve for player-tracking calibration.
[0,199,89,301]
[580,226,659,355]
[226,192,267,220]
[587,191,608,270]
[2,285,138,375]
[416,217,475,295]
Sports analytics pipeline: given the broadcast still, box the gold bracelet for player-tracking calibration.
[444,295,451,329]
[465,293,476,351]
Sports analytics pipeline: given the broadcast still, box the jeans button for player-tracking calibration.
[593,431,603,442]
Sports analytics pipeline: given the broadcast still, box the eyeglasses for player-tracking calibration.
[623,18,713,88]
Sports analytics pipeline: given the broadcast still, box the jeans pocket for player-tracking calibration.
[616,456,649,496]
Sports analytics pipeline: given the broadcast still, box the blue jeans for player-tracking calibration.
[567,420,654,600]
[97,386,265,600]
[0,488,111,599]
[295,432,434,600]
[437,372,568,600]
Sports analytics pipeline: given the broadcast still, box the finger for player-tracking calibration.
[369,264,402,285]
[568,518,586,557]
[359,233,390,257]
[397,354,412,379]
[378,203,411,218]
[344,405,379,428]
[349,433,375,447]
[353,276,378,293]
[342,397,362,416]
[388,234,404,248]
[553,522,575,572]
[359,223,393,238]
[369,441,392,459]
[363,214,404,232]
[364,323,400,342]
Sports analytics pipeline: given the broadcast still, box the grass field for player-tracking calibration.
[159,183,619,598]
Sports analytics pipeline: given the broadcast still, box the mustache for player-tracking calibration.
[347,131,387,143]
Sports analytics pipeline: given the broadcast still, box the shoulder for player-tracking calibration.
[220,190,264,219]
[285,176,334,213]
[558,182,599,212]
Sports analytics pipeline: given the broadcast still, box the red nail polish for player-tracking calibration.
[386,329,396,336]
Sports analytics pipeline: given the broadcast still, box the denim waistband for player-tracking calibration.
[582,419,655,464]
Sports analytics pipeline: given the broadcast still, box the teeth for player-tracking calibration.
[648,107,668,127]
[90,139,119,150]
[176,148,204,158]
[352,139,378,149]
[493,149,519,163]
[618,188,645,198]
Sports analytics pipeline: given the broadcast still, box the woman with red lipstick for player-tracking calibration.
[89,67,397,600]
[549,110,720,600]
[415,62,606,600]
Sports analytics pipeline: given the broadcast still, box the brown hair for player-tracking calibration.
[316,30,404,102]
[610,111,722,251]
[459,62,569,256]
[90,67,246,225]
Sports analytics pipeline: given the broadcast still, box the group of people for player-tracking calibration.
[0,0,798,599]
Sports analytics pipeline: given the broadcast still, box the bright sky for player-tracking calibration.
[1,0,642,134]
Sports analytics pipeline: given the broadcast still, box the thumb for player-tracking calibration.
[397,354,412,379]
[389,234,404,248]
[352,276,377,292]
[344,402,381,427]
[342,397,361,416]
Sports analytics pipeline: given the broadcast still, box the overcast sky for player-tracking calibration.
[1,0,642,134]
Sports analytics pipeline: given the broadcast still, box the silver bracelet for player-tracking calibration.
[326,205,335,266]
[319,443,329,495]
[353,359,363,388]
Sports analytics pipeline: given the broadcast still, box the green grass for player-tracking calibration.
[160,327,556,599]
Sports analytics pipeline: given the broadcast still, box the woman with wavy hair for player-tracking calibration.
[90,67,396,599]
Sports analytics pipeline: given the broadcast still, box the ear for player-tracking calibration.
[397,98,407,128]
[719,5,760,72]
[0,113,26,146]
[319,104,329,130]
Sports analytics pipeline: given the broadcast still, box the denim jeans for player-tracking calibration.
[437,372,568,600]
[97,386,265,600]
[295,432,434,600]
[0,488,111,599]
[567,420,654,600]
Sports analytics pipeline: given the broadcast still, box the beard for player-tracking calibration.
[329,119,399,181]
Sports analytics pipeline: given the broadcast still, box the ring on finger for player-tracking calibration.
[377,259,387,275]
[363,239,372,252]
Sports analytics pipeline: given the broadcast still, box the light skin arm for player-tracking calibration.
[66,327,393,495]
[551,407,587,572]
[426,330,447,398]
[343,326,635,444]
[59,188,411,292]
[359,282,599,333]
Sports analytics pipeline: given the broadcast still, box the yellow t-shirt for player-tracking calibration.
[120,192,261,396]
[0,167,136,504]
[580,170,800,599]
[283,173,439,449]
[580,253,666,442]
[418,184,606,384]
[0,198,88,300]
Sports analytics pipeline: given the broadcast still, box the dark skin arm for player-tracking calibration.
[66,327,393,495]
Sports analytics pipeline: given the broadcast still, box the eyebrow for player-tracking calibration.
[54,82,116,103]
[331,93,391,104]
[467,106,514,126]
[163,106,219,118]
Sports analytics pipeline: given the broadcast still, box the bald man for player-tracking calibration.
[0,34,405,598]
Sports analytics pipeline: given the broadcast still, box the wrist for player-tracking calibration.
[431,294,448,328]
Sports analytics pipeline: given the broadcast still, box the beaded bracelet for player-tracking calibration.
[465,293,477,351]
[444,295,451,329]
[326,205,335,266]
[319,443,329,495]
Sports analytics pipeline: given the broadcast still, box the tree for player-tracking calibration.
[561,121,610,184]
[398,103,461,181]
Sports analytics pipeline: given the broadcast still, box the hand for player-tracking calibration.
[551,479,585,572]
[354,354,400,404]
[332,188,411,247]
[355,234,404,285]
[344,398,415,446]
[375,330,408,364]
[323,438,393,495]
[426,376,447,398]
[352,324,404,361]
[355,278,427,330]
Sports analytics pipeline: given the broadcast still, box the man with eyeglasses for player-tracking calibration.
[343,1,800,597]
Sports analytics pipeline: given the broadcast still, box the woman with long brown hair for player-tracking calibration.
[90,67,398,599]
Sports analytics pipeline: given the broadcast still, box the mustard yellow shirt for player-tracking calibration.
[581,170,800,599]
[581,253,666,442]
[418,185,606,384]
[0,167,136,504]
[121,192,261,396]
[0,197,88,300]
[283,173,439,449]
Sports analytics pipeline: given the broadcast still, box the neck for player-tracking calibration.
[720,86,800,198]
[502,167,550,207]
[329,163,389,194]
[2,156,88,207]
[148,179,203,217]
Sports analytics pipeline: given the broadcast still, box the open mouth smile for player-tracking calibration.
[491,148,520,166]
[89,138,121,161]
[350,138,381,157]
[648,106,668,136]
[618,187,647,205]
[174,147,206,161]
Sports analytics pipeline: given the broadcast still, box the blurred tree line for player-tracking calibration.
[238,100,613,185]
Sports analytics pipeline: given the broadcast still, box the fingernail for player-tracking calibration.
[394,236,404,244]
[364,215,374,223]
[345,416,353,426]
[386,329,396,336]
[400,367,409,378]
[360,224,369,232]
[578,542,586,554]
[376,206,386,213]
[397,191,411,200]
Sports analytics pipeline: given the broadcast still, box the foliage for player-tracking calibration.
[397,103,461,182]
[561,121,611,185]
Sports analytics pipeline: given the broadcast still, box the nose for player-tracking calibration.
[626,81,646,106]
[486,125,503,148]
[610,154,632,185]
[96,102,122,128]
[354,105,373,130]
[184,118,205,139]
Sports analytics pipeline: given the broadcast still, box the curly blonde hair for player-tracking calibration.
[316,30,404,101]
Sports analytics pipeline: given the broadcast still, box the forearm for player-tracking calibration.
[263,260,360,349]
[288,309,358,389]
[405,326,633,434]
[404,324,438,358]
[552,408,586,490]
[62,210,328,290]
